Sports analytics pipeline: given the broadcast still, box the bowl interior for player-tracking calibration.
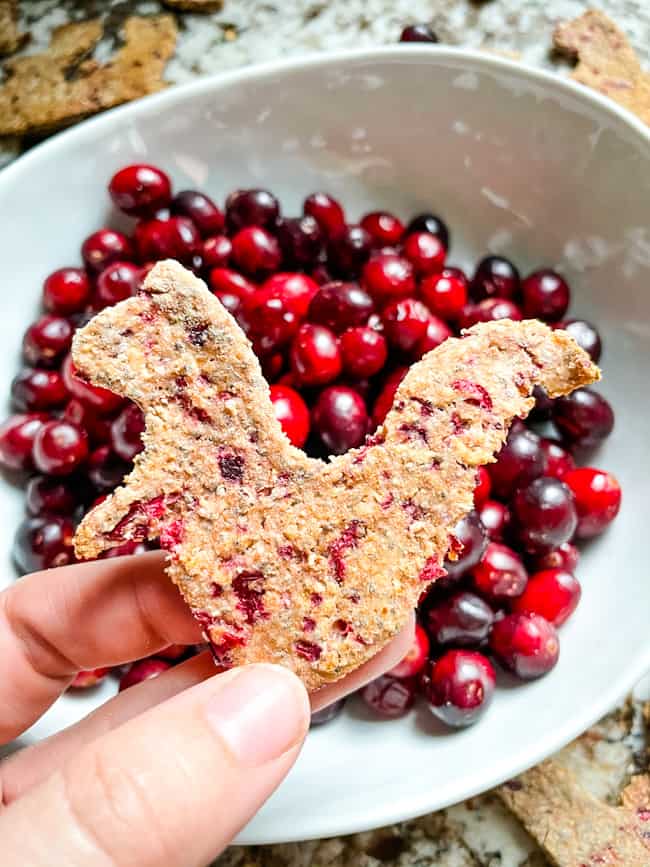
[1,49,649,844]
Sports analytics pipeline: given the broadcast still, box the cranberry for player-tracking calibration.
[328,224,373,277]
[311,698,346,726]
[110,404,145,461]
[230,225,281,276]
[312,385,368,454]
[531,541,579,573]
[488,426,546,499]
[424,650,495,727]
[308,281,375,332]
[171,190,224,236]
[245,289,300,354]
[261,353,285,382]
[399,23,439,43]
[530,385,555,422]
[471,255,520,301]
[95,261,140,308]
[461,297,523,328]
[303,192,345,238]
[311,263,333,285]
[69,667,111,689]
[478,499,511,542]
[339,327,387,378]
[403,232,446,276]
[202,235,232,269]
[553,388,614,448]
[43,267,91,315]
[472,542,527,602]
[387,624,430,678]
[427,591,494,648]
[540,438,575,480]
[413,316,452,358]
[62,355,124,414]
[100,540,150,559]
[82,229,134,273]
[26,475,77,515]
[513,477,577,553]
[0,413,48,471]
[11,368,67,411]
[558,319,602,363]
[490,612,559,679]
[32,420,88,476]
[521,269,570,322]
[208,267,256,301]
[261,272,319,318]
[13,514,75,573]
[513,569,581,627]
[443,511,488,582]
[22,315,73,368]
[360,674,416,718]
[360,211,405,246]
[269,384,310,448]
[564,467,622,538]
[213,291,243,320]
[87,445,130,491]
[276,216,324,267]
[406,213,449,249]
[109,164,171,216]
[134,216,201,265]
[420,272,467,321]
[225,188,280,231]
[474,466,492,508]
[119,658,171,691]
[290,324,341,387]
[371,366,408,426]
[63,399,112,446]
[381,297,430,353]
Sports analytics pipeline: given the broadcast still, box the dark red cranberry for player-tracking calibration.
[290,324,341,387]
[403,231,446,276]
[308,281,375,332]
[399,23,439,43]
[303,192,345,238]
[11,368,67,411]
[553,388,614,448]
[381,297,430,353]
[276,216,324,267]
[311,698,346,726]
[472,541,527,602]
[371,366,408,426]
[530,385,555,421]
[471,255,520,301]
[424,650,495,727]
[0,413,48,471]
[109,164,171,217]
[387,624,430,678]
[427,591,494,648]
[564,467,621,539]
[87,445,130,492]
[32,420,88,476]
[23,315,73,367]
[225,188,279,231]
[328,225,373,278]
[231,226,281,276]
[171,190,224,236]
[261,272,319,318]
[473,466,491,508]
[213,290,243,320]
[513,477,577,553]
[134,216,201,265]
[245,288,300,354]
[478,499,511,542]
[531,541,579,573]
[490,612,559,679]
[360,674,416,718]
[13,514,75,573]
[95,261,140,308]
[100,540,150,559]
[340,327,387,378]
[521,269,570,322]
[62,355,124,414]
[63,399,112,446]
[413,316,452,358]
[261,353,285,382]
[119,658,171,691]
[312,385,368,454]
[110,404,145,461]
[461,297,523,328]
[43,267,91,315]
[311,263,333,285]
[443,510,488,582]
[208,267,256,301]
[420,272,467,321]
[540,438,575,480]
[360,211,405,246]
[406,213,449,249]
[69,667,111,689]
[488,426,546,499]
[558,319,602,363]
[26,475,77,515]
[82,229,134,273]
[202,235,232,269]
[269,384,310,448]
[513,569,581,627]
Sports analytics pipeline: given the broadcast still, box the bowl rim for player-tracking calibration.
[2,45,650,844]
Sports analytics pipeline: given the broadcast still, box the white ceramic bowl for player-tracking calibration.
[1,48,649,845]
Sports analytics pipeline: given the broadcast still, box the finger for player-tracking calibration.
[1,664,310,867]
[0,551,202,742]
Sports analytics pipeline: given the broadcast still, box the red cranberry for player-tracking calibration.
[276,216,324,267]
[119,658,171,691]
[303,192,345,238]
[427,591,494,648]
[110,403,145,461]
[262,272,319,318]
[308,281,375,332]
[564,467,621,538]
[82,229,134,273]
[387,624,430,678]
[443,511,488,582]
[26,475,77,515]
[202,235,232,269]
[472,542,527,602]
[208,267,256,301]
[109,164,171,217]
[531,541,579,573]
[311,263,333,285]
[312,385,368,454]
[290,324,341,387]
[43,267,91,315]
[245,289,300,354]
[171,190,224,236]
[424,650,495,727]
[521,269,570,322]
[530,386,555,422]
[100,540,150,558]
[63,399,112,445]
[87,445,130,491]
[11,368,67,411]
[32,420,88,476]
[478,499,511,542]
[413,316,452,358]
[474,466,492,508]
[328,225,373,277]
[513,477,577,553]
[62,355,124,414]
[420,272,467,321]
[558,319,602,363]
[95,261,140,307]
[399,23,439,43]
[262,353,285,382]
[311,698,346,726]
[403,231,446,276]
[360,211,405,246]
[490,613,559,679]
[134,216,200,265]
[461,297,523,328]
[69,667,111,689]
[553,388,614,448]
[269,384,310,448]
[225,188,279,232]
[406,213,449,250]
[540,438,575,480]
[213,290,243,320]
[360,674,416,718]
[339,327,387,378]
[381,297,430,353]
[231,226,281,276]
[513,569,581,627]
[471,255,520,301]
[13,514,75,573]
[22,315,73,367]
[371,366,408,426]
[488,426,546,499]
[0,413,48,471]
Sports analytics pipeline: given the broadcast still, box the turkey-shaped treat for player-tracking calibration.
[73,261,599,690]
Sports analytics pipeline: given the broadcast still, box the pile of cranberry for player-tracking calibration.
[0,164,621,721]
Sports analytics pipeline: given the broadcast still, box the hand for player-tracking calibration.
[0,551,413,866]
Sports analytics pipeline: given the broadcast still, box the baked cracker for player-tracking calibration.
[0,0,26,56]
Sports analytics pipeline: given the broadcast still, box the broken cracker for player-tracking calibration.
[0,15,177,136]
[72,261,597,691]
[0,0,26,56]
[554,10,650,126]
